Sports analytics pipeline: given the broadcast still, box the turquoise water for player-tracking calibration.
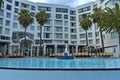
[0,58,120,69]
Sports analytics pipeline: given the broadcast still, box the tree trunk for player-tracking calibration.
[24,28,27,55]
[118,30,120,53]
[99,28,104,53]
[25,28,26,41]
[39,26,42,56]
[0,2,2,9]
[94,23,98,56]
[85,30,89,54]
[0,3,1,9]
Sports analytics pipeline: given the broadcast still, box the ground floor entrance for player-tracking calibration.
[0,41,10,56]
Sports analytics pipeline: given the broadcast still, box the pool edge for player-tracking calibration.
[0,67,120,71]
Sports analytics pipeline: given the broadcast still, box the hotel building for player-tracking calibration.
[0,0,119,56]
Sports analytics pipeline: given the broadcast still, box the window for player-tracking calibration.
[96,39,100,44]
[13,15,18,21]
[44,33,51,38]
[89,39,93,44]
[35,40,40,44]
[30,26,34,30]
[5,20,10,26]
[13,23,18,28]
[31,6,35,10]
[21,3,29,8]
[70,22,76,27]
[64,41,68,43]
[45,20,51,25]
[79,15,82,21]
[64,27,68,32]
[6,12,11,18]
[31,12,35,17]
[71,35,77,39]
[64,34,68,39]
[15,1,19,6]
[56,14,62,19]
[79,28,84,32]
[0,10,3,16]
[5,28,10,34]
[95,32,99,37]
[70,16,76,21]
[44,26,51,31]
[71,29,76,33]
[78,6,91,13]
[93,4,97,8]
[7,0,12,3]
[70,10,76,15]
[14,8,19,13]
[64,21,68,26]
[27,33,34,39]
[71,41,77,44]
[56,8,68,13]
[55,27,62,32]
[111,31,117,39]
[37,33,40,37]
[0,18,3,25]
[44,40,52,43]
[80,34,85,38]
[55,20,62,25]
[38,6,51,11]
[6,4,12,11]
[80,40,85,44]
[55,33,62,39]
[64,15,68,19]
[88,32,92,37]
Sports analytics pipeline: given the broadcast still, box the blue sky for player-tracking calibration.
[28,0,95,7]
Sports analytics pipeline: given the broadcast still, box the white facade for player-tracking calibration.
[0,0,119,56]
[100,0,120,57]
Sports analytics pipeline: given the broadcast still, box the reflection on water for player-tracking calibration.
[0,58,119,68]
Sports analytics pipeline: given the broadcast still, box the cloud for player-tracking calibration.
[28,0,95,7]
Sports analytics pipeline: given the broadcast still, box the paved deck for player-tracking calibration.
[0,69,120,80]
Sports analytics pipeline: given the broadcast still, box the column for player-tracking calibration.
[4,45,7,55]
[43,44,46,55]
[55,45,57,54]
[30,45,32,57]
[22,48,23,55]
[18,44,20,54]
[37,46,39,56]
[9,45,11,54]
[76,45,78,53]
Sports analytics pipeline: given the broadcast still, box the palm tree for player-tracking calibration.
[101,3,120,52]
[18,9,33,51]
[92,7,104,53]
[0,0,3,9]
[35,10,48,56]
[80,14,92,54]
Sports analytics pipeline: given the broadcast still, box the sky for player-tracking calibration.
[28,0,95,7]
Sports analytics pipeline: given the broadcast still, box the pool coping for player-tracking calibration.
[0,67,120,71]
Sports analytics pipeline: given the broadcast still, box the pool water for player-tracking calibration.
[0,58,120,69]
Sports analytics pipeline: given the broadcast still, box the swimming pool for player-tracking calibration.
[1,58,120,80]
[0,58,120,69]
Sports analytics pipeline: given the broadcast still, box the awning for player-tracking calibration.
[20,36,34,43]
[0,40,10,44]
